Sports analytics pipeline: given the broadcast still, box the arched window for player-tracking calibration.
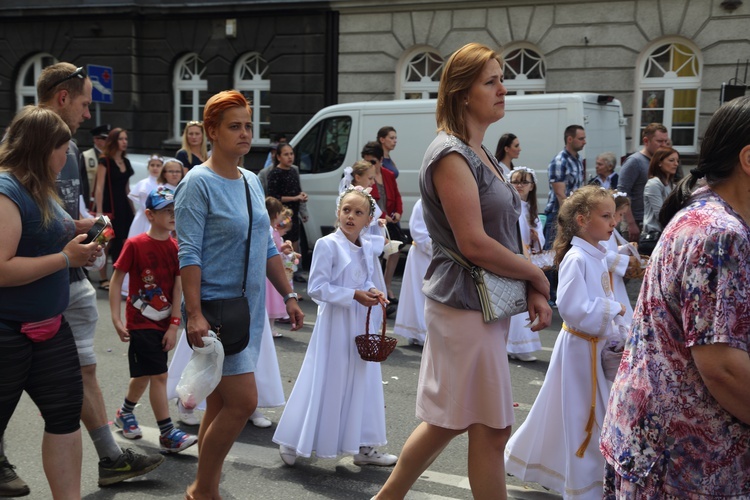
[16,53,57,109]
[173,53,208,140]
[502,45,546,96]
[234,52,271,144]
[636,40,701,153]
[399,48,444,100]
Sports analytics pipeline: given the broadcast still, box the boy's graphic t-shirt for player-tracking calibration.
[114,233,180,331]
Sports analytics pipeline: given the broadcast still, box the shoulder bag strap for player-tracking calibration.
[434,240,473,272]
[241,172,253,297]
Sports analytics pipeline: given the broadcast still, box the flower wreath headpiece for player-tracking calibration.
[336,184,377,217]
[513,166,537,184]
[612,191,628,199]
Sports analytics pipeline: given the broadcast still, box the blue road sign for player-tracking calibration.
[87,64,113,104]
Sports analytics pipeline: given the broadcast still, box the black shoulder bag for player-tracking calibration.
[188,175,253,355]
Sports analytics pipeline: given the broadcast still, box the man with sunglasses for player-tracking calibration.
[0,63,163,498]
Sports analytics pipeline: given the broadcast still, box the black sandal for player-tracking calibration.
[98,279,110,291]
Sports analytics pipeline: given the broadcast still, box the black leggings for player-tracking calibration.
[0,319,83,436]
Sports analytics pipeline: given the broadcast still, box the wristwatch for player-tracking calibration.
[283,292,299,304]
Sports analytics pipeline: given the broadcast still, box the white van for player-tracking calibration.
[291,93,626,250]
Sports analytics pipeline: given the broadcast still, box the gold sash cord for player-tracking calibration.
[562,322,599,458]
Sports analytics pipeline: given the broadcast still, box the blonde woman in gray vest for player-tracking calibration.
[375,43,552,499]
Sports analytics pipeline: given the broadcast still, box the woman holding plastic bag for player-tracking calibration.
[176,90,303,500]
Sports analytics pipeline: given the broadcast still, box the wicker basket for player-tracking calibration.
[624,255,650,280]
[355,301,398,362]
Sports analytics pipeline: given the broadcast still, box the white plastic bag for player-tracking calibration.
[176,332,224,409]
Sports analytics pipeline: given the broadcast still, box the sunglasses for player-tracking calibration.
[367,159,377,165]
[46,67,86,91]
[510,181,533,186]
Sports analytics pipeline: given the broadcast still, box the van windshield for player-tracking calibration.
[295,116,351,174]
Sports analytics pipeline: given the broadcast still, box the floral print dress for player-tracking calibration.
[601,187,750,498]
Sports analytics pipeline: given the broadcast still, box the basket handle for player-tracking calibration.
[365,297,388,339]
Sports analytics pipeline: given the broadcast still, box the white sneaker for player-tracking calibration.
[177,400,201,426]
[279,445,297,466]
[249,410,272,428]
[353,447,398,466]
[509,352,537,362]
[407,338,424,347]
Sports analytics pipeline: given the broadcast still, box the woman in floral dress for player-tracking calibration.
[600,96,750,498]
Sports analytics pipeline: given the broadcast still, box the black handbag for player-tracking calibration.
[638,229,661,256]
[385,222,411,250]
[188,175,253,355]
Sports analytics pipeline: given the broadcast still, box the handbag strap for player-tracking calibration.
[240,172,252,296]
[434,240,474,273]
[434,220,525,274]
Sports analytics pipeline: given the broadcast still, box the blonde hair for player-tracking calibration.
[552,185,613,266]
[436,43,502,144]
[0,106,70,226]
[336,187,376,218]
[180,121,208,165]
[351,160,374,183]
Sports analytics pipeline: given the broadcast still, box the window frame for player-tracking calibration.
[635,38,702,154]
[16,53,57,110]
[397,46,444,100]
[233,52,271,145]
[501,44,546,96]
[173,53,208,141]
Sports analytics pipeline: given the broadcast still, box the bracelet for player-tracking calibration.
[60,251,70,269]
[170,317,181,326]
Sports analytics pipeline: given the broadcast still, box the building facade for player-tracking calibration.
[1,0,748,164]
[0,0,338,167]
[334,0,749,157]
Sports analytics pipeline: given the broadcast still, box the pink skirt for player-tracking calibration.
[416,298,515,430]
[265,278,288,320]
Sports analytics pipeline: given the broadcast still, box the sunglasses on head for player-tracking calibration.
[46,67,86,92]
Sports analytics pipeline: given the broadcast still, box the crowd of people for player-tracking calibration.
[1,45,748,500]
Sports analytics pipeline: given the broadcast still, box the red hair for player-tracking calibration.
[203,90,252,141]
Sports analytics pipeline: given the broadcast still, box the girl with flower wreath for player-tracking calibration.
[273,186,398,467]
